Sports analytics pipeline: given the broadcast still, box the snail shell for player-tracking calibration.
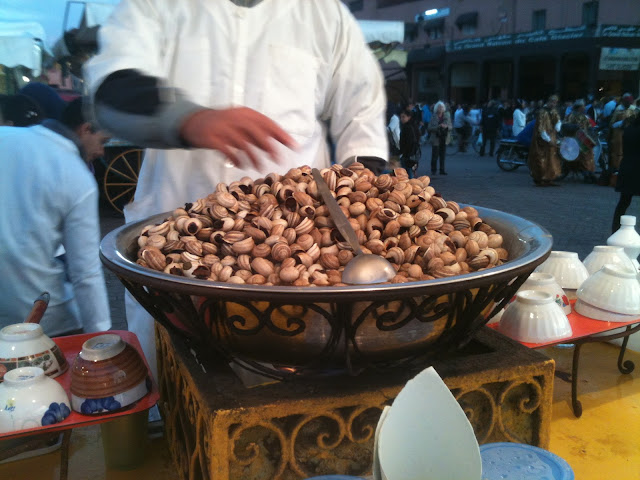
[231,237,255,255]
[141,247,166,271]
[251,257,275,277]
[279,266,300,283]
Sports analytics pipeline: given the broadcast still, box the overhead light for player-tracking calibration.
[22,76,30,82]
[425,9,438,16]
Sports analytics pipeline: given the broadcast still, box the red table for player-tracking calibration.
[0,330,159,478]
[489,304,640,417]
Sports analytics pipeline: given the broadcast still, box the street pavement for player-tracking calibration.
[99,150,640,329]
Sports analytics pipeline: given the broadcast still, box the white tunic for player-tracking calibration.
[0,125,112,335]
[85,0,388,223]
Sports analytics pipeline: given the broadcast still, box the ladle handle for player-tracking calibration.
[24,292,50,324]
[312,168,364,256]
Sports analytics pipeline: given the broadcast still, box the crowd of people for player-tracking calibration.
[387,92,638,232]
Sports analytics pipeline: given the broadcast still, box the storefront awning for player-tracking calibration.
[455,12,478,28]
[407,46,445,64]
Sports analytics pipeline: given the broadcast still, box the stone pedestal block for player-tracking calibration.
[155,325,554,480]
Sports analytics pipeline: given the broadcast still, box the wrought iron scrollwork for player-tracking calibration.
[122,271,541,380]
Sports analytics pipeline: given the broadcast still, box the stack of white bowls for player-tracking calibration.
[487,270,570,325]
[582,245,636,275]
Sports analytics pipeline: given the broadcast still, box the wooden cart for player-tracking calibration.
[97,140,144,214]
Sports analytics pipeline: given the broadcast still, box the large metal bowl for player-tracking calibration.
[101,205,552,377]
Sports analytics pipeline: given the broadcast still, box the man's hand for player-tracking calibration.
[180,107,297,169]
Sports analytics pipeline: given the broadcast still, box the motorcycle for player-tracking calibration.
[495,138,527,171]
[496,124,606,177]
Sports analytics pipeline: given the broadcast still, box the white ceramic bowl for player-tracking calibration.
[0,367,71,434]
[0,323,68,381]
[583,245,637,275]
[574,298,640,323]
[535,251,589,290]
[576,264,640,315]
[498,290,572,343]
[489,272,571,324]
[517,272,571,315]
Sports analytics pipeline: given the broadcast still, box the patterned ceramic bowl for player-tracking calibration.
[0,323,68,382]
[0,367,71,434]
[70,334,149,414]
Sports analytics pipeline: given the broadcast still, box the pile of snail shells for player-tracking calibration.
[134,163,508,287]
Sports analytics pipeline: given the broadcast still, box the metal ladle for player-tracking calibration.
[312,168,396,285]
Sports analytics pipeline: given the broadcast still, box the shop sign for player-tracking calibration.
[599,47,640,71]
[599,25,640,39]
[450,34,511,51]
[449,25,589,51]
[515,26,588,44]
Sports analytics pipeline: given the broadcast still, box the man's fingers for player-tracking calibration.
[215,130,264,170]
[216,145,242,167]
[262,120,298,150]
[181,107,297,162]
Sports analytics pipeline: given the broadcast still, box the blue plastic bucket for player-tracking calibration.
[480,442,574,480]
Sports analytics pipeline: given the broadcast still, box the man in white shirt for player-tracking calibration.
[388,111,401,153]
[512,100,527,137]
[0,98,112,336]
[453,105,473,152]
[84,0,388,377]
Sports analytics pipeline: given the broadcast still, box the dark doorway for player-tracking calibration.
[519,57,556,101]
[561,54,590,100]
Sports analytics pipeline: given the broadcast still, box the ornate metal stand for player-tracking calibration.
[568,323,640,417]
[121,272,531,379]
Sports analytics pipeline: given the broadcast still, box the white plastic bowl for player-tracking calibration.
[0,367,71,434]
[498,290,572,343]
[576,264,640,315]
[535,251,589,290]
[574,298,640,323]
[583,245,637,276]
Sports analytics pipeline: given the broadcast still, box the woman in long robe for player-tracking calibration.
[566,103,596,182]
[528,97,562,186]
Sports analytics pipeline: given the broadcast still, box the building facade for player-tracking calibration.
[346,0,640,105]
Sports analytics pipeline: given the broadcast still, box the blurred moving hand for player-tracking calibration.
[180,107,298,169]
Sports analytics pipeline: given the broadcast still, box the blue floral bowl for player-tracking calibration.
[0,367,71,434]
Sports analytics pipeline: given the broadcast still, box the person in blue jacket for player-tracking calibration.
[516,119,536,147]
